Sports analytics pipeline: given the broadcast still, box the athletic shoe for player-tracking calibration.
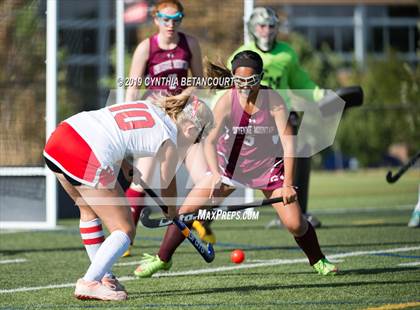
[192,220,216,244]
[313,258,338,276]
[102,275,126,292]
[134,254,172,278]
[265,218,283,229]
[304,213,322,228]
[265,214,321,229]
[408,211,420,228]
[74,278,127,301]
[121,245,132,258]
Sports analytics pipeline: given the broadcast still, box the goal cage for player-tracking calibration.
[0,0,56,229]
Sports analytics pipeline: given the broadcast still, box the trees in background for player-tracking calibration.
[287,32,419,167]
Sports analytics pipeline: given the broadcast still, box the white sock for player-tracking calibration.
[415,204,420,213]
[415,185,420,213]
[83,230,130,282]
[79,218,112,278]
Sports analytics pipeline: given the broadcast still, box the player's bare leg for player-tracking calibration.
[186,143,219,243]
[262,188,337,275]
[56,174,132,300]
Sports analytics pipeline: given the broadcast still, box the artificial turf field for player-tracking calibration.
[1,169,419,309]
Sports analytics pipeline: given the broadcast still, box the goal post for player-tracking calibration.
[0,0,57,230]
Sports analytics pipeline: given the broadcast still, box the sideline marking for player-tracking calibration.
[1,245,419,294]
[364,301,420,310]
[398,261,420,267]
[0,258,27,265]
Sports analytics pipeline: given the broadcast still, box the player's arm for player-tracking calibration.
[156,139,178,219]
[186,35,203,78]
[203,91,230,182]
[125,39,150,102]
[287,47,324,102]
[269,90,297,204]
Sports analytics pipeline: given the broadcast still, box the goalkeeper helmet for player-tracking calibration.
[247,7,279,52]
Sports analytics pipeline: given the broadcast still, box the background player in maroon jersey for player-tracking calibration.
[134,51,338,278]
[122,0,206,257]
[125,0,202,99]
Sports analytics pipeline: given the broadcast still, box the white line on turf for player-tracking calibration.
[0,258,27,264]
[0,283,74,293]
[115,261,143,266]
[247,258,345,263]
[0,230,27,234]
[0,204,415,235]
[293,204,414,215]
[1,245,419,294]
[398,261,420,267]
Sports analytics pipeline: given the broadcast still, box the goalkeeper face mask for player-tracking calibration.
[247,7,280,52]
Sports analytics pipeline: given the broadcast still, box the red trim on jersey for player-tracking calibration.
[82,236,105,245]
[44,122,101,184]
[79,225,103,234]
[108,102,147,112]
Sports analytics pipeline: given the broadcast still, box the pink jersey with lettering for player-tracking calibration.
[146,32,191,93]
[216,87,285,190]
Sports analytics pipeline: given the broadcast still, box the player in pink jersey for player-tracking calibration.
[122,0,206,256]
[134,51,338,278]
[43,90,214,300]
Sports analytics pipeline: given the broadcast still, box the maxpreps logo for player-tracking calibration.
[197,209,259,221]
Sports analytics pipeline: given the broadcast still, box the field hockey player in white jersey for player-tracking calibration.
[43,88,214,301]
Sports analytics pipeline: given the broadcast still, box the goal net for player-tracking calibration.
[0,0,57,229]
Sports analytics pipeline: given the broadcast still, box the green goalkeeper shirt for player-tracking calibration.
[227,41,325,109]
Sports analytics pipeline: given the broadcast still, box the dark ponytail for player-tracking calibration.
[204,57,232,90]
[205,50,264,90]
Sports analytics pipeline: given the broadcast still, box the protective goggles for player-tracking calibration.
[232,73,262,88]
[156,11,184,26]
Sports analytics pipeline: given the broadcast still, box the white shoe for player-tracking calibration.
[304,213,322,228]
[408,211,420,228]
[265,213,322,229]
[265,218,283,229]
[102,275,126,292]
[74,278,127,301]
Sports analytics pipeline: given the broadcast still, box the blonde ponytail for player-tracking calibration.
[155,88,194,120]
[154,87,214,137]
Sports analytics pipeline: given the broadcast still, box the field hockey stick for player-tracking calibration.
[337,86,364,109]
[386,151,420,184]
[140,196,284,229]
[319,86,364,116]
[136,177,215,263]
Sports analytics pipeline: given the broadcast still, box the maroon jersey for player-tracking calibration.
[216,87,285,190]
[146,32,191,94]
